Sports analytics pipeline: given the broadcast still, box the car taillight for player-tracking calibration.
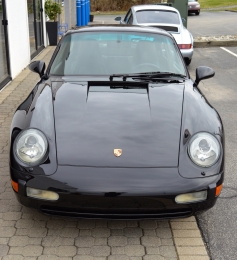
[178,44,192,49]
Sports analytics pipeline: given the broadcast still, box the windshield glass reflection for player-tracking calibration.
[50,31,186,76]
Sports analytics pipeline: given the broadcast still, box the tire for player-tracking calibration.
[196,11,200,15]
[185,58,191,66]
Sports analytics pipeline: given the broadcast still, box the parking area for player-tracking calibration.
[187,11,237,37]
[189,46,237,260]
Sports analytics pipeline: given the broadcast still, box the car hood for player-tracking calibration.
[53,81,184,167]
[188,2,199,6]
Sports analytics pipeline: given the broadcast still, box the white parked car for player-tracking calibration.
[115,5,194,65]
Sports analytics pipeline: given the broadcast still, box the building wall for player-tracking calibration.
[5,0,30,78]
[64,0,76,29]
[42,0,48,47]
[5,0,47,79]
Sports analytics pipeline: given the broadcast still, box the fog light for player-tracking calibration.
[175,191,207,204]
[27,187,59,201]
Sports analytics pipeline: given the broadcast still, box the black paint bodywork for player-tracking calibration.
[9,26,224,219]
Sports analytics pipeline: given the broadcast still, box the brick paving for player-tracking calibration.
[0,46,209,259]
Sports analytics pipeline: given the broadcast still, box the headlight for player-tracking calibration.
[14,129,48,166]
[188,132,220,167]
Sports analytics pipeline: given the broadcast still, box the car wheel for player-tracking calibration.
[185,58,191,66]
[196,11,200,15]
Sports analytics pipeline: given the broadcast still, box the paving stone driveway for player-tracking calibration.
[0,46,209,260]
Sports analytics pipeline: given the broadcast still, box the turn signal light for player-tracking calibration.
[178,44,192,49]
[11,180,18,192]
[215,184,222,197]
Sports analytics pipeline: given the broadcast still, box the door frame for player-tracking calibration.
[0,0,11,90]
[30,0,45,59]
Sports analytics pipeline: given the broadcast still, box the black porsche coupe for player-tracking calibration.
[9,25,224,219]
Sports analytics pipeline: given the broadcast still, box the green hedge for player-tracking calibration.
[90,0,162,12]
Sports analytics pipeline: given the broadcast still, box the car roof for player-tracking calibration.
[132,4,179,13]
[68,24,173,38]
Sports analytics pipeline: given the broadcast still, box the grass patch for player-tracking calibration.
[199,0,237,9]
[90,0,237,13]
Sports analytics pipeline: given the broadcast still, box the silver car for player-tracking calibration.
[115,5,194,65]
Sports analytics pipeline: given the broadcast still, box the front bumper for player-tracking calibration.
[188,7,200,12]
[11,165,222,220]
[16,193,217,219]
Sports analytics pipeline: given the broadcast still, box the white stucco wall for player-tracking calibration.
[42,0,48,48]
[5,0,48,79]
[64,0,76,29]
[5,0,30,78]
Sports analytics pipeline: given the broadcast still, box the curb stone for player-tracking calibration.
[194,35,237,48]
[171,217,210,260]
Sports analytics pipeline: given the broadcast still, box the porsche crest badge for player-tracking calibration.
[114,149,122,157]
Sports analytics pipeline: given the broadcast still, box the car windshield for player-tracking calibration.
[136,10,180,24]
[50,31,186,76]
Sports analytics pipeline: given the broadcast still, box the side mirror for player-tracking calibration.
[114,16,122,21]
[182,18,186,25]
[195,66,215,86]
[29,60,45,77]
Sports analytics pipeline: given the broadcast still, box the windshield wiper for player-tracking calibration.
[110,86,147,89]
[149,72,186,78]
[132,77,184,83]
[109,71,186,81]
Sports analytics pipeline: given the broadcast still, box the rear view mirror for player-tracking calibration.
[114,16,122,21]
[29,60,45,78]
[195,66,215,86]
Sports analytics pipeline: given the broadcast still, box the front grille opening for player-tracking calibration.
[40,205,192,219]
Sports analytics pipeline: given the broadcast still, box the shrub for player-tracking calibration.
[90,0,161,12]
[45,0,62,21]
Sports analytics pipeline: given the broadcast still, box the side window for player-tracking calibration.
[128,14,133,25]
[124,9,132,23]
